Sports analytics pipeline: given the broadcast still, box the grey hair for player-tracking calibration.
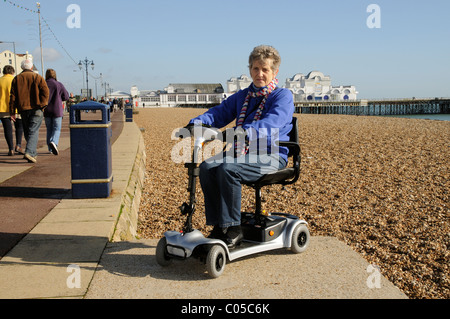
[21,59,33,70]
[248,45,281,72]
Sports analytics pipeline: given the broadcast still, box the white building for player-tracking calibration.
[227,74,252,93]
[130,71,358,108]
[285,71,358,102]
[0,50,35,74]
[132,83,225,108]
[227,71,358,102]
[108,90,131,100]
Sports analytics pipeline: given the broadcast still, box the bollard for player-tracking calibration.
[125,102,133,122]
[69,101,113,198]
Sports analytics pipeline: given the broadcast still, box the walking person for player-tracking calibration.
[44,69,69,156]
[9,60,49,163]
[66,92,76,113]
[0,65,24,156]
[113,98,118,112]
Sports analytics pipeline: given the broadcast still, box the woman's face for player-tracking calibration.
[250,58,279,88]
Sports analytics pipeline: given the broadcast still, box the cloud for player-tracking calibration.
[32,47,63,62]
[97,47,113,54]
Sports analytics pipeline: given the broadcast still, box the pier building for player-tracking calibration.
[285,71,358,102]
[225,71,358,102]
[131,83,225,108]
[227,75,252,93]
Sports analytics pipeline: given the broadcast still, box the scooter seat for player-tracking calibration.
[240,117,300,218]
[245,167,295,188]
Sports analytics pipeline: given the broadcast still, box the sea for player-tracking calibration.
[384,114,450,122]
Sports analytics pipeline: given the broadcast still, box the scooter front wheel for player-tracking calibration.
[206,245,226,278]
[156,237,172,266]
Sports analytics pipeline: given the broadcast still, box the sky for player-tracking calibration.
[1,0,449,99]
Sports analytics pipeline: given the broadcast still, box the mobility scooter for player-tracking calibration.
[156,117,310,278]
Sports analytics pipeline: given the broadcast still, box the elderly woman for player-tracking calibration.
[186,45,294,248]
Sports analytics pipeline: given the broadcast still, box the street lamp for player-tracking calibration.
[102,82,110,97]
[37,2,44,76]
[78,57,94,99]
[0,41,18,74]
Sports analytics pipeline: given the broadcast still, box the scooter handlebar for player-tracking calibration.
[175,123,222,141]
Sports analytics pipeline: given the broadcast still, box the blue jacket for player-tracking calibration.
[189,85,294,162]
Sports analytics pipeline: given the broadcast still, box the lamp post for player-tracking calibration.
[0,41,18,74]
[78,57,94,99]
[102,82,110,98]
[37,2,44,76]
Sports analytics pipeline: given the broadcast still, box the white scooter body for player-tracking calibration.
[164,213,307,262]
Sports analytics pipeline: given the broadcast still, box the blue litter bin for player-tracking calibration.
[125,102,133,122]
[69,101,113,198]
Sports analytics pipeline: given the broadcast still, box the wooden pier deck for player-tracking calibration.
[295,98,450,116]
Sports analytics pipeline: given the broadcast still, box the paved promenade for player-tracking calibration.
[0,109,146,298]
[0,109,407,299]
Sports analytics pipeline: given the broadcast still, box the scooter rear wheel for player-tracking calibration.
[290,224,310,253]
[206,245,226,278]
[156,237,172,266]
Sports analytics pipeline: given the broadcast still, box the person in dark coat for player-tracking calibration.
[44,69,69,156]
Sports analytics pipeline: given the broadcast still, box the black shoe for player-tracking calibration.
[224,226,243,249]
[208,225,226,239]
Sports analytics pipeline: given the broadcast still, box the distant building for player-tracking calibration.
[228,71,358,102]
[227,75,252,93]
[130,71,358,108]
[285,71,358,101]
[132,83,225,108]
[108,91,131,100]
[0,50,36,73]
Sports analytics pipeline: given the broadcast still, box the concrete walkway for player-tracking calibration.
[84,237,407,299]
[0,111,146,298]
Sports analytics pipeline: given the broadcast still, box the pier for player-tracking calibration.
[295,98,450,116]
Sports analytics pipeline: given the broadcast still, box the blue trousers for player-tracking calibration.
[45,116,62,151]
[199,153,286,228]
[21,109,43,157]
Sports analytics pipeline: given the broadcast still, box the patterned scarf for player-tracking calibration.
[237,78,279,127]
[234,78,278,156]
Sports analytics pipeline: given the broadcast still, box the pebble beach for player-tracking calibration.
[134,108,449,299]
